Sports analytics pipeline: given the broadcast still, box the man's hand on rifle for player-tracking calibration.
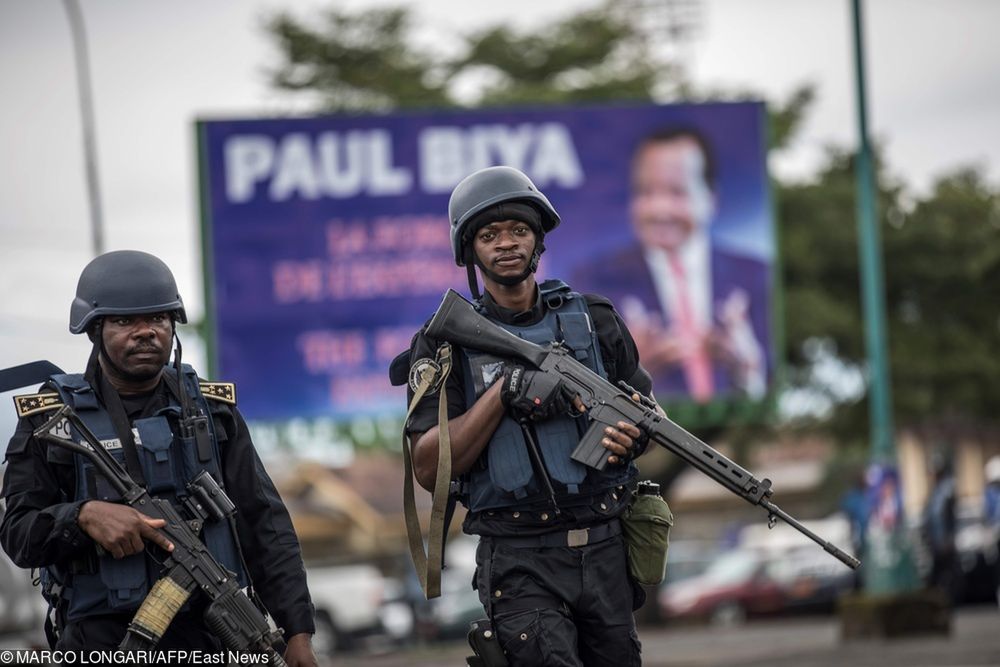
[78,500,174,559]
[499,364,577,421]
[602,420,644,465]
[603,391,647,466]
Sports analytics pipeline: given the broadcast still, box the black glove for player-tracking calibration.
[499,364,574,422]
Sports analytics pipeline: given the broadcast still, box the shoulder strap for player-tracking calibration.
[96,373,148,487]
[401,342,454,599]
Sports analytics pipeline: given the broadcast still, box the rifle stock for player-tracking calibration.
[425,290,861,570]
[427,290,548,367]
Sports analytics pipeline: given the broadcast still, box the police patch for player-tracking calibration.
[408,357,444,394]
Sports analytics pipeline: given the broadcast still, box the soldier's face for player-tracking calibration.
[630,137,715,253]
[100,312,173,384]
[473,219,537,281]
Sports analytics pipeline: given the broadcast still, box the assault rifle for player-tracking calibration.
[426,290,861,570]
[34,405,288,663]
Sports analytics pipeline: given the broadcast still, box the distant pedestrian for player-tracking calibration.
[840,471,869,588]
[983,455,1000,606]
[922,454,957,601]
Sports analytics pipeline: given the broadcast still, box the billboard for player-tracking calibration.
[197,102,775,422]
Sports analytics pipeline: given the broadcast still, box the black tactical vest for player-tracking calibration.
[43,366,246,621]
[459,281,636,513]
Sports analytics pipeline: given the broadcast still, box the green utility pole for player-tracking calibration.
[850,0,918,594]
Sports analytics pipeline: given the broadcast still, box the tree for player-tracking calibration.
[885,169,1000,423]
[779,153,1000,446]
[264,2,669,111]
[265,7,450,111]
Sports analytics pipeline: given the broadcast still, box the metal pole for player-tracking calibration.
[63,0,105,256]
[850,0,918,594]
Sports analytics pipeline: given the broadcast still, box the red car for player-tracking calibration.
[658,550,785,626]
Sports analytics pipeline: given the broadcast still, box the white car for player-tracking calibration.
[306,564,388,656]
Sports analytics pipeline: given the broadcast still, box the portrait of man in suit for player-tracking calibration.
[575,127,770,403]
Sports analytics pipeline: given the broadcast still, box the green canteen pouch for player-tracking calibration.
[621,491,673,586]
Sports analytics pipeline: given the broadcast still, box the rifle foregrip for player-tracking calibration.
[121,575,193,648]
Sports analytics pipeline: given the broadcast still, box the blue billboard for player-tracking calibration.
[197,102,774,421]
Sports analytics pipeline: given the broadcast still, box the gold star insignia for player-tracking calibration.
[199,381,236,405]
[13,392,64,418]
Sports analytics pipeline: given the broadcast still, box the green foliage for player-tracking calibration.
[265,7,450,111]
[884,169,1000,420]
[456,7,660,107]
[264,3,665,110]
[779,154,1000,439]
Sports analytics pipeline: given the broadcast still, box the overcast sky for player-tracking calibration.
[2,0,998,439]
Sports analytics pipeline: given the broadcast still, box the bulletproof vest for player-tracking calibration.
[43,366,246,621]
[460,280,635,513]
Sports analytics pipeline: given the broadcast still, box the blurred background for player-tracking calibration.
[2,0,1000,664]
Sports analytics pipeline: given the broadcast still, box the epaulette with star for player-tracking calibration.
[199,381,236,405]
[13,392,64,418]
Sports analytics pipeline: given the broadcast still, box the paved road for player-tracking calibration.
[332,605,1000,667]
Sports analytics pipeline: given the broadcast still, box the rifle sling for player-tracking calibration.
[401,343,453,599]
[96,372,148,487]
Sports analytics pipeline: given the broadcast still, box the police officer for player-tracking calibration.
[0,251,316,665]
[405,167,657,667]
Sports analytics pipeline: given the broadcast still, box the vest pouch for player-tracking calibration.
[533,419,586,492]
[621,492,673,586]
[98,552,148,611]
[557,312,594,363]
[134,416,179,495]
[81,451,128,502]
[487,420,534,496]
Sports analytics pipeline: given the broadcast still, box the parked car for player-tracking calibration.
[413,536,483,641]
[659,549,785,626]
[955,505,1000,604]
[306,564,388,656]
[376,574,418,645]
[767,546,854,613]
[663,539,717,586]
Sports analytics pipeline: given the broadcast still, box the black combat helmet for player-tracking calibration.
[69,250,187,334]
[448,166,560,267]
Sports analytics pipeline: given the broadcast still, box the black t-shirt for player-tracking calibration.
[405,288,651,437]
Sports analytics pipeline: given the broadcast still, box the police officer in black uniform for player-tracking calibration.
[0,251,317,665]
[405,167,657,667]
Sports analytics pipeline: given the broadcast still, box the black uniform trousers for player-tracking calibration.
[475,532,641,667]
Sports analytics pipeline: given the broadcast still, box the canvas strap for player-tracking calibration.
[401,343,453,599]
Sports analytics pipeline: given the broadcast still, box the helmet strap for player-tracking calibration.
[96,333,131,384]
[90,317,178,387]
[470,236,545,288]
[528,239,546,273]
[84,325,102,385]
[172,329,183,378]
[464,247,481,301]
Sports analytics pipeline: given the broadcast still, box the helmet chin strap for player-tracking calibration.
[464,247,482,301]
[88,318,177,387]
[469,239,546,292]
